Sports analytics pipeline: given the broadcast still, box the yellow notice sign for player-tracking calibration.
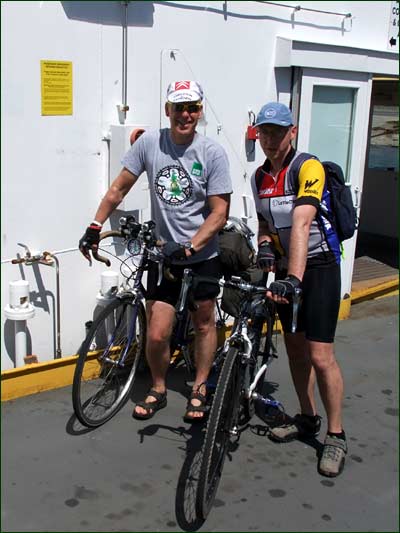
[41,60,73,116]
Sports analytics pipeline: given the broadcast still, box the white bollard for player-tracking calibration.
[4,280,35,367]
[96,271,120,342]
[96,271,119,306]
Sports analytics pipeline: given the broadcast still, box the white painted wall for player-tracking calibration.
[1,1,398,368]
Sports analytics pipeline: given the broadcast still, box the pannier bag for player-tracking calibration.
[221,265,265,318]
[218,217,263,317]
[218,217,256,276]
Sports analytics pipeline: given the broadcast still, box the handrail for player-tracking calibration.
[255,1,351,18]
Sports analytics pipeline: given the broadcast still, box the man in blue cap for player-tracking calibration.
[251,101,347,477]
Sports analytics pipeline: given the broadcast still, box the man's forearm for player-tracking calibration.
[92,168,138,225]
[287,224,308,281]
[93,187,125,225]
[191,210,227,251]
[257,218,272,245]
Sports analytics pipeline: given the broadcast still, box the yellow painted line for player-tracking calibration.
[1,347,132,402]
[1,355,78,401]
[351,279,399,305]
[2,284,396,402]
[374,289,399,300]
[339,298,352,320]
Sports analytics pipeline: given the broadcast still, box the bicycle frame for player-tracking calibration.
[195,273,303,519]
[97,227,155,369]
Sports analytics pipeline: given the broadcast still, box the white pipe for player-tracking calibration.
[118,0,130,125]
[1,244,115,264]
[15,321,28,367]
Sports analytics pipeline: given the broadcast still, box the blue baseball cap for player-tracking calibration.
[255,102,293,127]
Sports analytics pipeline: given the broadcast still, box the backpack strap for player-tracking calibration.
[255,165,264,192]
[287,151,319,195]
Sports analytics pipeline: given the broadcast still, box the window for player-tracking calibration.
[308,86,356,184]
[367,81,399,171]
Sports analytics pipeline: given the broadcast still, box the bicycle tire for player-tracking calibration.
[169,313,195,374]
[72,296,146,427]
[196,346,242,519]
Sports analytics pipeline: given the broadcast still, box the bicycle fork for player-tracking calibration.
[101,300,139,367]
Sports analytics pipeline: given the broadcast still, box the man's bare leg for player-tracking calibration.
[284,332,318,416]
[133,300,175,417]
[308,340,344,433]
[186,298,216,419]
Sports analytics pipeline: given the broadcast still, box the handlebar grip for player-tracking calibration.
[91,249,111,267]
[99,230,124,241]
[91,230,124,267]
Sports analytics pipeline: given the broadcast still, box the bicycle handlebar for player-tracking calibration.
[181,270,302,332]
[93,226,164,268]
[93,230,124,266]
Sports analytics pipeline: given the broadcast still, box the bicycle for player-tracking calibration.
[195,274,301,519]
[72,216,230,428]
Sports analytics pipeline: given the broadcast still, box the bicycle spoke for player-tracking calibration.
[73,298,146,427]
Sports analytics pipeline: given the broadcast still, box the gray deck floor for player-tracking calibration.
[1,296,399,532]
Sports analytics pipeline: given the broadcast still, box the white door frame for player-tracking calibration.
[295,68,373,298]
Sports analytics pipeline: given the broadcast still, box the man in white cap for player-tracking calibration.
[251,101,347,477]
[79,81,232,422]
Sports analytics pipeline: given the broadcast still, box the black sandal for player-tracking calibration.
[132,389,167,420]
[184,383,208,423]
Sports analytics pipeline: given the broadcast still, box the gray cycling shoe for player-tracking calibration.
[268,413,322,443]
[318,435,348,477]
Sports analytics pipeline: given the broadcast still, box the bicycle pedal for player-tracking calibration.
[251,424,268,437]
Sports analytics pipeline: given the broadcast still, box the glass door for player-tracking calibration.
[295,68,372,298]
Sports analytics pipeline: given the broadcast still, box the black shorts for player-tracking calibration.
[146,257,222,307]
[276,262,341,343]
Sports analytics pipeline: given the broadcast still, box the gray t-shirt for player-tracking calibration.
[122,128,232,263]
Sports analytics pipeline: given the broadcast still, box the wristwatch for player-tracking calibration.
[183,241,196,256]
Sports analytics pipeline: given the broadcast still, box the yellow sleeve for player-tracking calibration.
[297,159,325,202]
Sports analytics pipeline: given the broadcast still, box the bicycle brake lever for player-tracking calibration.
[177,269,192,313]
[157,262,163,286]
[291,287,302,333]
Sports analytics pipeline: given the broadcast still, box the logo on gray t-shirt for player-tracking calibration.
[155,164,193,206]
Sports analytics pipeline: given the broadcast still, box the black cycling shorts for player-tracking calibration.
[276,262,341,343]
[146,256,222,307]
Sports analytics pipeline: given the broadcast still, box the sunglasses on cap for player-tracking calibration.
[171,102,202,113]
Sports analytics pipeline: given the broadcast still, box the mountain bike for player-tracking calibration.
[195,274,301,519]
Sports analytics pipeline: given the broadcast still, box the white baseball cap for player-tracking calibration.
[166,80,204,103]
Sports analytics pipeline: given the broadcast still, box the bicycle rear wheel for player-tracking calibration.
[196,346,242,519]
[72,296,146,427]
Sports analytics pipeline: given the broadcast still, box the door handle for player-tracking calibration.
[353,186,360,209]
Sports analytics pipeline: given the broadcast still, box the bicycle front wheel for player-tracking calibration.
[196,346,242,519]
[72,296,146,427]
